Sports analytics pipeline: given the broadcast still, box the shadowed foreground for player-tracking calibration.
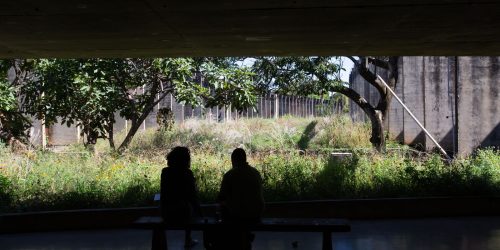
[1,217,499,250]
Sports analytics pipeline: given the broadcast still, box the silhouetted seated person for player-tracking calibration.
[210,148,264,249]
[161,146,201,248]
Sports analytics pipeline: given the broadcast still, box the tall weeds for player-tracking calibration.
[0,117,498,212]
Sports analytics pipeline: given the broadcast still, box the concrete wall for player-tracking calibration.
[349,56,499,156]
[47,119,79,146]
[457,57,500,155]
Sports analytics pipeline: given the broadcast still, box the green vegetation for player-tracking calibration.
[1,117,499,213]
[18,58,257,151]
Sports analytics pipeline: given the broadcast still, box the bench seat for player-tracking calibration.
[134,216,350,250]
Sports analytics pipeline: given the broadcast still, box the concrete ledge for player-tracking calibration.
[1,196,498,233]
[264,196,500,219]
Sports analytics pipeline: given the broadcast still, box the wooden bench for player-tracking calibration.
[134,216,350,250]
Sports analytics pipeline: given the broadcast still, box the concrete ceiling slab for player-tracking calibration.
[0,0,499,58]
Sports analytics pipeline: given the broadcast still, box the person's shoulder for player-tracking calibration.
[161,167,169,174]
[223,168,235,177]
[248,165,260,173]
[186,168,195,177]
[248,165,262,177]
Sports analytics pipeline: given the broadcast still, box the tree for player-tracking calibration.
[253,56,399,152]
[202,58,257,112]
[345,56,399,152]
[23,58,202,151]
[22,57,258,152]
[23,59,124,150]
[0,60,32,146]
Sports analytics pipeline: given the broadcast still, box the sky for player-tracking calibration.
[340,57,354,83]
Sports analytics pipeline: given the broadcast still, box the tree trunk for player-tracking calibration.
[369,110,385,153]
[117,119,142,152]
[344,56,399,153]
[333,86,386,152]
[84,130,98,154]
[107,124,115,150]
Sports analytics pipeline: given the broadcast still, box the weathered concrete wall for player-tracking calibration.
[349,64,380,123]
[402,57,427,149]
[47,119,79,146]
[457,57,500,155]
[422,57,456,153]
[386,58,405,143]
[349,56,499,156]
[28,118,43,146]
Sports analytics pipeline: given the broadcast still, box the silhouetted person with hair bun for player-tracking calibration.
[161,146,201,248]
[215,148,264,249]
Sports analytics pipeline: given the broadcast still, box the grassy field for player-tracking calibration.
[1,116,499,213]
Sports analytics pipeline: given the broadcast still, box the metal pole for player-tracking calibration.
[376,75,452,161]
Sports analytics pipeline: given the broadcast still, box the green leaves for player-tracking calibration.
[252,56,343,97]
[0,81,16,112]
[201,59,258,111]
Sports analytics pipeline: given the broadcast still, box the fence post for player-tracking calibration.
[301,97,304,117]
[181,104,185,123]
[262,95,265,118]
[310,98,313,117]
[268,95,271,118]
[312,99,316,117]
[274,94,279,119]
[294,96,297,116]
[142,85,146,131]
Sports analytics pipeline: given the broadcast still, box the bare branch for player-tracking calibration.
[331,85,375,116]
[331,85,385,151]
[368,57,389,69]
[346,56,360,66]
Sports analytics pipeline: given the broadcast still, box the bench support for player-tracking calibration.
[322,231,332,250]
[152,228,167,250]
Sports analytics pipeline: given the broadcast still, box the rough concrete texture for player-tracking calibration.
[387,58,405,143]
[402,57,427,149]
[457,57,500,155]
[422,57,456,153]
[349,56,499,156]
[48,120,79,146]
[1,1,500,57]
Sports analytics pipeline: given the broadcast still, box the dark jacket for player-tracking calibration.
[217,164,264,221]
[160,166,201,223]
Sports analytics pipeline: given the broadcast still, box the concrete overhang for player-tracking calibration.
[1,0,499,58]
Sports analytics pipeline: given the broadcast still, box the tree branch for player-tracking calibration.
[331,85,385,151]
[346,56,360,66]
[354,57,387,102]
[368,57,389,69]
[331,85,376,117]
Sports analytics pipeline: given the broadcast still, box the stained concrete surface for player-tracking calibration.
[1,217,499,250]
[2,1,500,57]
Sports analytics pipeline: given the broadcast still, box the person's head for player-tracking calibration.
[231,148,247,168]
[166,146,191,169]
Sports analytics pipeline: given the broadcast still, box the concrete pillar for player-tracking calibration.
[457,56,500,155]
[422,56,457,153]
[387,57,405,143]
[402,57,426,149]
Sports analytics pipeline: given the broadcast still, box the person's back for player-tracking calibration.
[218,148,264,222]
[210,148,264,250]
[219,165,264,221]
[161,165,198,222]
[160,146,200,248]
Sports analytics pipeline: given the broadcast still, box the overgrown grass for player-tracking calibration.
[1,117,499,213]
[109,116,372,156]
